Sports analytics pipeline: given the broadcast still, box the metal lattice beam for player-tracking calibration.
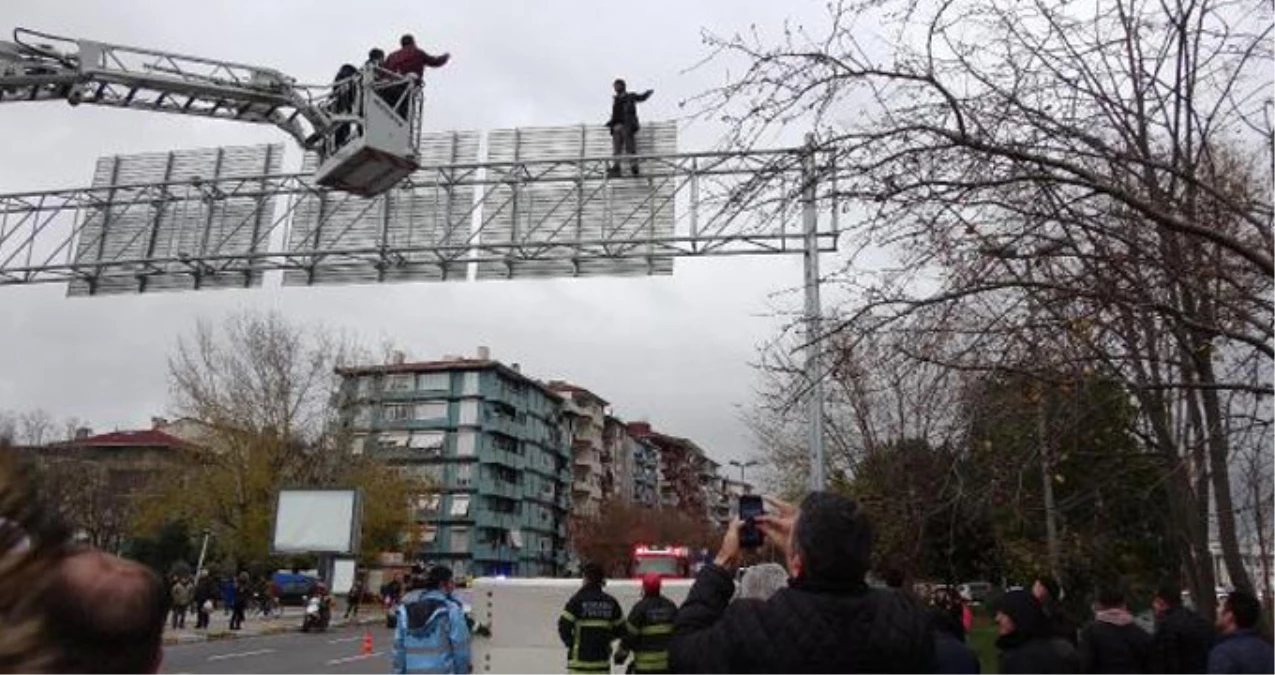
[0,141,839,293]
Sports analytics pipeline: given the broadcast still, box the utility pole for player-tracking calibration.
[802,133,826,493]
[729,459,758,489]
[194,529,211,580]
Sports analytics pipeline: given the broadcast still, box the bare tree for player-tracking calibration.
[714,0,1272,613]
[18,410,53,447]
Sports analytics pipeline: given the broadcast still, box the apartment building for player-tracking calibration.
[335,348,574,578]
[630,435,661,508]
[626,421,710,520]
[546,382,608,520]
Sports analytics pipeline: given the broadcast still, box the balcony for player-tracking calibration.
[474,509,521,530]
[479,446,522,469]
[485,415,522,438]
[479,478,522,500]
[471,543,519,562]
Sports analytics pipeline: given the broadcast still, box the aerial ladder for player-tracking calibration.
[0,27,423,196]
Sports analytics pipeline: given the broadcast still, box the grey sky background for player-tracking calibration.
[0,0,842,468]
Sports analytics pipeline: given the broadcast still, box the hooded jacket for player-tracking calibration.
[1078,607,1152,673]
[391,588,471,674]
[931,607,982,674]
[669,563,934,673]
[995,590,1080,674]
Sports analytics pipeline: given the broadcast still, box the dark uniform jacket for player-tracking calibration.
[669,563,935,673]
[1078,616,1152,673]
[559,584,625,674]
[621,594,678,673]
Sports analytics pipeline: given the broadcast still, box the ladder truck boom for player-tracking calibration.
[0,27,426,196]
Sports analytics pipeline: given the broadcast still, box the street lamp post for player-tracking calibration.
[194,529,211,580]
[728,460,758,490]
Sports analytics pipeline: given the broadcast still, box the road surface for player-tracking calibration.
[161,624,395,674]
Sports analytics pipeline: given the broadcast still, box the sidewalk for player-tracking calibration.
[163,605,383,645]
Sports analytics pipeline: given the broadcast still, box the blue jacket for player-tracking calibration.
[392,589,472,674]
[1208,629,1274,674]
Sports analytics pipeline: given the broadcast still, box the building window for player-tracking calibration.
[383,403,413,422]
[378,431,410,451]
[456,431,476,457]
[414,402,448,421]
[450,527,470,553]
[459,400,479,426]
[351,434,367,455]
[456,463,472,488]
[354,405,374,427]
[417,372,449,391]
[409,431,446,454]
[450,495,470,517]
[509,529,523,549]
[386,373,414,392]
[419,524,437,543]
[492,434,517,453]
[357,376,376,397]
[416,493,441,512]
[462,372,480,396]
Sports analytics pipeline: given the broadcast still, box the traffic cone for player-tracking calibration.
[361,629,373,655]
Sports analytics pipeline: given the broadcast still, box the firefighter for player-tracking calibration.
[558,562,625,674]
[617,572,678,674]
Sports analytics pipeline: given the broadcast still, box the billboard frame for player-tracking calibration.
[270,487,363,556]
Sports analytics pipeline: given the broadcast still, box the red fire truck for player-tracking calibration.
[630,544,692,579]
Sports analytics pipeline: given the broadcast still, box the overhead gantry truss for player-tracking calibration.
[0,128,839,295]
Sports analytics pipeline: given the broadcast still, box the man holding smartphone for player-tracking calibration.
[669,492,934,673]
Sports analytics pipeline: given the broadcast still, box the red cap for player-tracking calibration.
[642,572,662,596]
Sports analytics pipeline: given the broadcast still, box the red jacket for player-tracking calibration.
[383,46,448,78]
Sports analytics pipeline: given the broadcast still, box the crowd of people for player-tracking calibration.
[3,444,1272,674]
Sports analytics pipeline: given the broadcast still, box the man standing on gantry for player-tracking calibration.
[606,78,653,177]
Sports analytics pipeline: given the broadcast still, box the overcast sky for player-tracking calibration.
[0,0,842,468]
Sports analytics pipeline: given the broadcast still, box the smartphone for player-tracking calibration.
[738,494,765,549]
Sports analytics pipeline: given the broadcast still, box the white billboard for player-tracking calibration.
[271,488,361,554]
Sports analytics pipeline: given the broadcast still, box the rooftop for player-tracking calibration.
[337,358,562,400]
[63,428,191,449]
[545,381,610,407]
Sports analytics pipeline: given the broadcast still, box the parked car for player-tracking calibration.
[272,572,319,607]
[958,581,996,604]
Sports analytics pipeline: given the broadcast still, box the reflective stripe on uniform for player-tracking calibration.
[405,645,450,657]
[568,659,612,671]
[634,650,670,672]
[405,666,450,675]
[638,623,673,636]
[577,619,615,628]
[561,610,577,622]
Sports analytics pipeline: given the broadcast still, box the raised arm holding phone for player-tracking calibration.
[672,492,934,674]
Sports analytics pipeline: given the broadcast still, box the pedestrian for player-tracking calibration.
[229,572,248,630]
[382,34,450,118]
[670,493,934,673]
[170,574,193,630]
[616,572,677,674]
[391,565,471,674]
[1034,575,1080,645]
[1207,590,1274,674]
[994,589,1080,674]
[345,575,363,619]
[1149,581,1215,674]
[605,79,653,177]
[736,562,789,601]
[193,573,214,629]
[221,575,234,617]
[558,562,625,674]
[1078,585,1152,673]
[929,586,981,674]
[366,47,385,70]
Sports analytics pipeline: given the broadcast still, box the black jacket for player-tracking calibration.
[608,91,652,132]
[621,594,678,673]
[669,564,934,673]
[559,583,625,673]
[1079,617,1152,673]
[996,590,1080,674]
[931,609,981,674]
[1151,605,1215,674]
